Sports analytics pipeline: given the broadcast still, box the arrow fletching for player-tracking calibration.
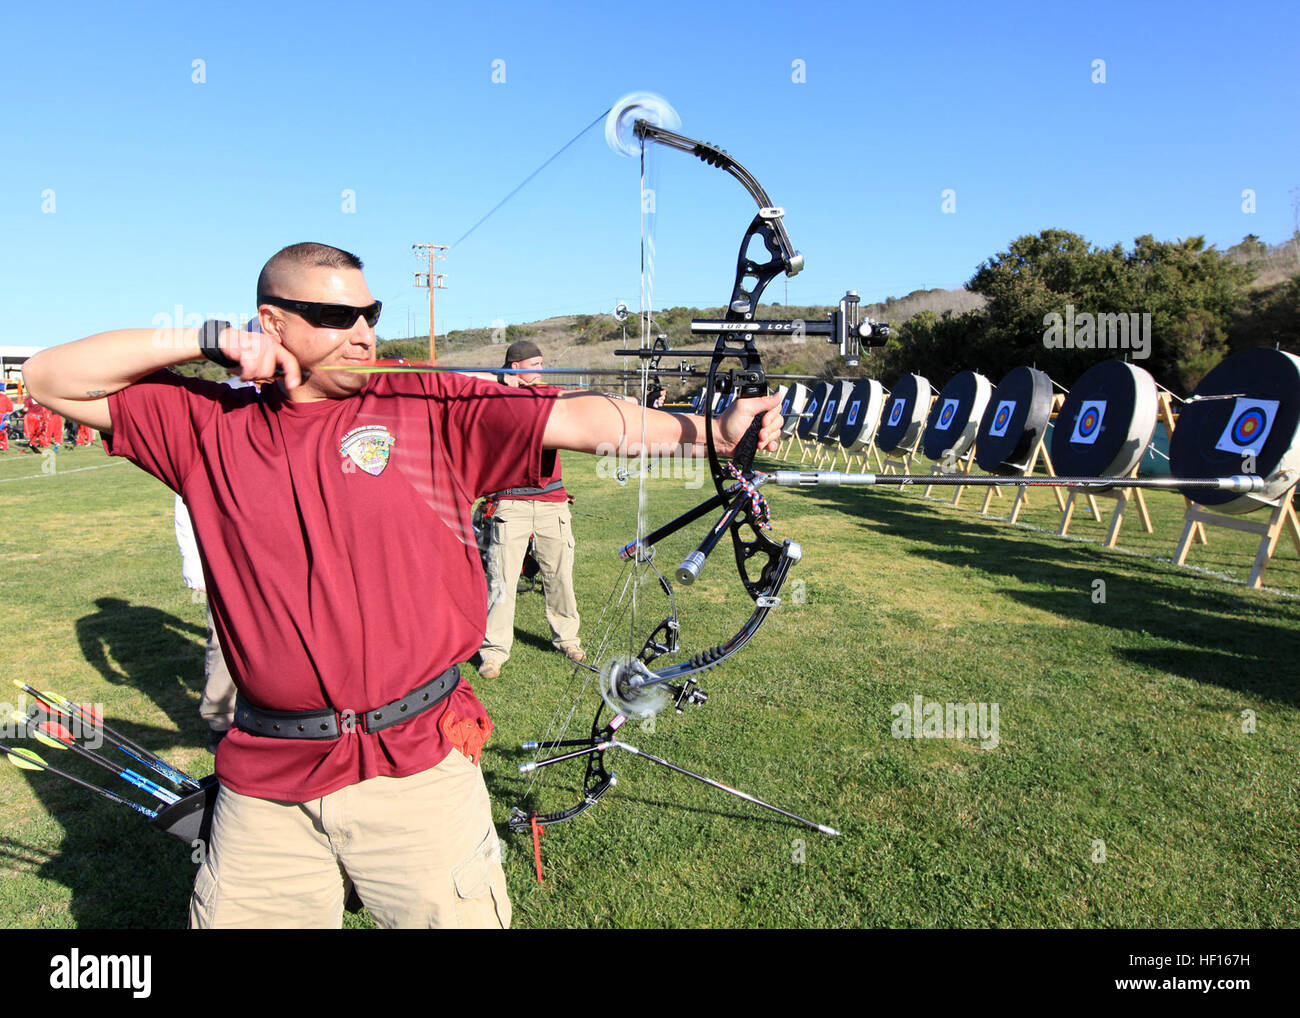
[2,744,47,771]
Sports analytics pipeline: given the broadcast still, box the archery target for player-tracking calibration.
[797,381,831,440]
[989,402,1014,437]
[816,380,856,444]
[1170,348,1300,513]
[876,374,932,454]
[780,383,810,438]
[1214,398,1278,455]
[976,367,1054,473]
[1070,401,1106,445]
[922,370,992,462]
[1051,360,1157,487]
[840,379,886,451]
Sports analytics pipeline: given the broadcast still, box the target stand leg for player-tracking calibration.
[1174,488,1300,589]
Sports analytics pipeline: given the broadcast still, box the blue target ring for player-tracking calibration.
[1231,407,1268,447]
[994,406,1011,430]
[939,404,955,427]
[1078,408,1100,438]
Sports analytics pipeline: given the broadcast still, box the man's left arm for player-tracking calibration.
[542,390,783,460]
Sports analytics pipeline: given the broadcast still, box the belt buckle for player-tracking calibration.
[339,708,361,736]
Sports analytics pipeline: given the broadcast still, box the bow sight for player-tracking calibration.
[689,291,891,368]
[630,120,890,367]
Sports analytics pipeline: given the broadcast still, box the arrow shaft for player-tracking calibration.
[0,744,159,819]
[14,683,201,790]
[26,721,181,804]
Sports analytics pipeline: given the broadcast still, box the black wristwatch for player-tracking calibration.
[198,320,238,369]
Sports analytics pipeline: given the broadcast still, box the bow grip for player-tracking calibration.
[731,413,764,473]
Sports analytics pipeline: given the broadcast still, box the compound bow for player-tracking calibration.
[507,97,855,837]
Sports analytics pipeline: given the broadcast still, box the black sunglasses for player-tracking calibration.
[259,296,382,329]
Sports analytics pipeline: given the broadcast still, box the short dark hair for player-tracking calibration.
[257,243,363,303]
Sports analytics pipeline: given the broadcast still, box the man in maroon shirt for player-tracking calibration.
[21,242,783,929]
[478,340,585,680]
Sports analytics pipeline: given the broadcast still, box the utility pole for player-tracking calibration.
[412,243,448,362]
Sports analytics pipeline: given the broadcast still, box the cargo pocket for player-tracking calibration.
[451,827,512,929]
[188,860,220,929]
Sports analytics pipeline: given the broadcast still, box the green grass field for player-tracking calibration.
[1,439,1297,928]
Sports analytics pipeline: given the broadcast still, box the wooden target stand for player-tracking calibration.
[1056,391,1186,547]
[914,388,1071,518]
[842,441,885,473]
[1173,485,1300,588]
[1165,377,1300,589]
[880,394,934,481]
[922,446,978,506]
[964,392,1072,521]
[1057,465,1150,547]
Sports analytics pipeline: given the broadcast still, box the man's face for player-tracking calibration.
[259,266,377,400]
[511,355,543,386]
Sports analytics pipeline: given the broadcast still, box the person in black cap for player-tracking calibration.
[477,340,584,679]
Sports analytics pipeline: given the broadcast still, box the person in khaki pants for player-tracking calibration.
[22,243,784,928]
[477,341,584,680]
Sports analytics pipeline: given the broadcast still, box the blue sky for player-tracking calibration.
[1,0,1296,349]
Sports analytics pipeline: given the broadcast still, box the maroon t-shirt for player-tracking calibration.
[105,369,558,800]
[492,384,567,503]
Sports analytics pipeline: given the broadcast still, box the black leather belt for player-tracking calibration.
[234,665,461,740]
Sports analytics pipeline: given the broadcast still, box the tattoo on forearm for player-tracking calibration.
[86,389,107,397]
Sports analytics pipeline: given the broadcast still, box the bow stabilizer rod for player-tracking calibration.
[768,471,1267,492]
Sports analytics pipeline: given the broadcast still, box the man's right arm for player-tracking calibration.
[21,326,299,434]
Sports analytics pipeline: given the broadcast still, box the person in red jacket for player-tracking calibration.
[0,389,13,451]
[23,396,48,449]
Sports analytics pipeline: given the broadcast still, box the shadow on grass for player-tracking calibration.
[4,598,212,927]
[794,487,1300,706]
[75,597,207,740]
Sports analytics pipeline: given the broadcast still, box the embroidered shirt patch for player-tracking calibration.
[339,425,395,476]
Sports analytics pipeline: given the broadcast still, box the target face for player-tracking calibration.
[1070,400,1107,445]
[978,367,1053,473]
[922,371,991,462]
[1171,348,1300,512]
[780,383,811,438]
[840,379,885,451]
[878,374,932,453]
[1051,360,1157,483]
[797,382,831,440]
[823,400,837,424]
[1215,398,1278,455]
[989,400,1015,437]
